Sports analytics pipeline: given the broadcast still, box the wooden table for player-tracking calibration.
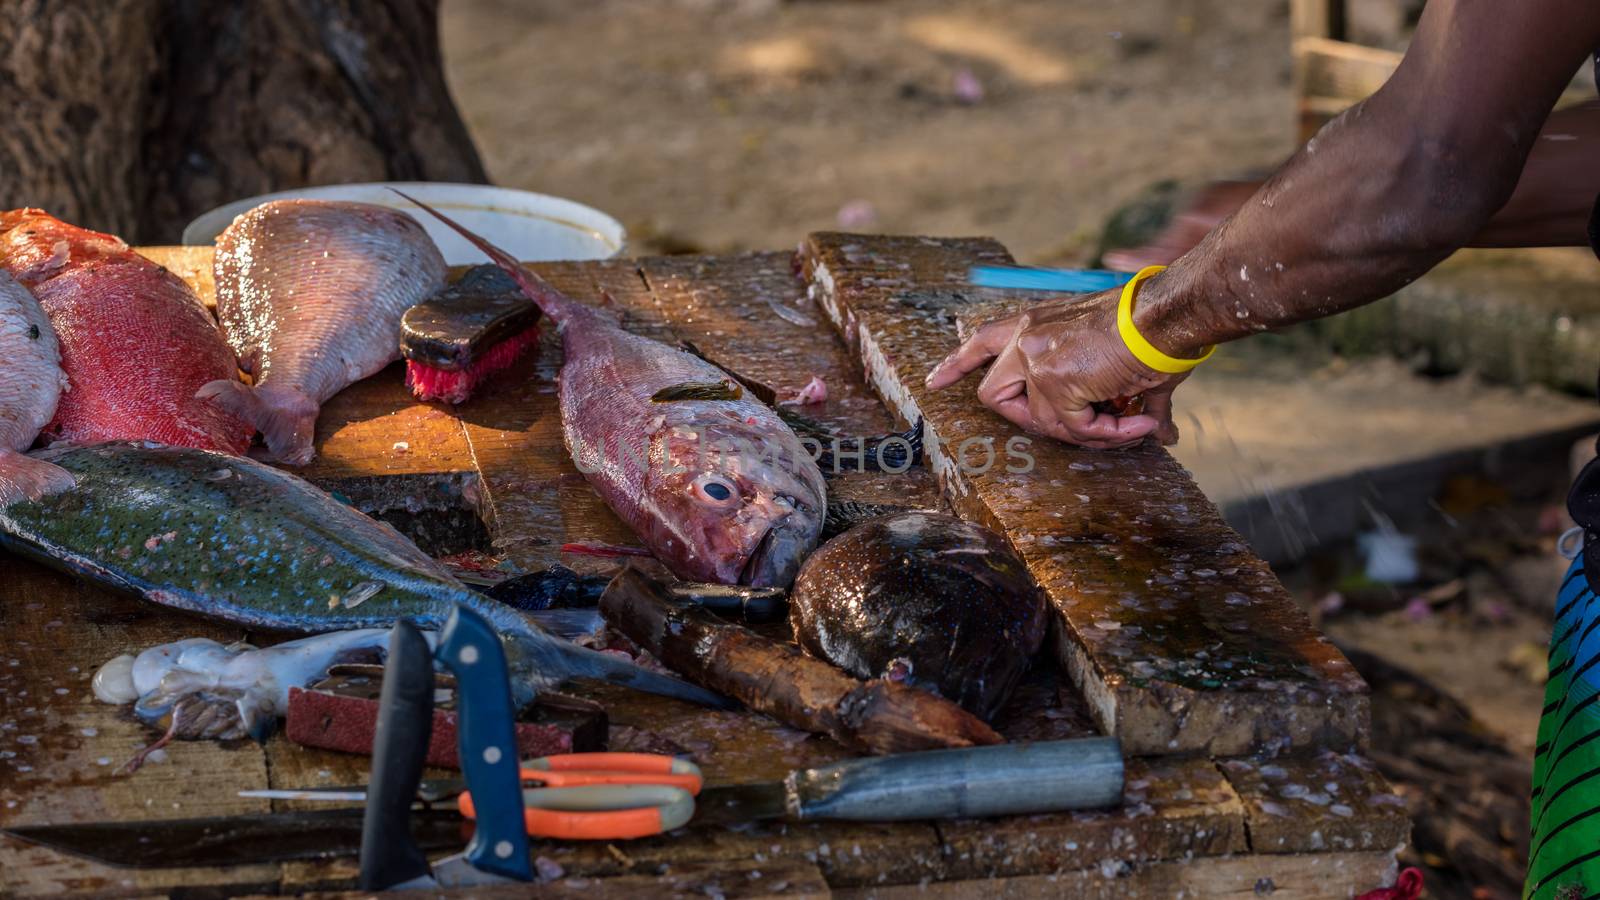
[0,235,1408,897]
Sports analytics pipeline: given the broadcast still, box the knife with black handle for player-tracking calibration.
[358,618,437,891]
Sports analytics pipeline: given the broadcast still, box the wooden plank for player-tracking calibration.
[799,232,1369,757]
[0,559,282,897]
[135,245,217,309]
[933,758,1248,882]
[1219,754,1410,855]
[1292,37,1593,142]
[1290,0,1347,42]
[272,858,832,898]
[835,849,1399,900]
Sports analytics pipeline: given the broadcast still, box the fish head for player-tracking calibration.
[644,417,825,588]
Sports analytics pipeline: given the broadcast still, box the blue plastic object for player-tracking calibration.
[437,605,532,882]
[968,266,1134,294]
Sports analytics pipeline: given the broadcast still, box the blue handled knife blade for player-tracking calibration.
[968,266,1134,294]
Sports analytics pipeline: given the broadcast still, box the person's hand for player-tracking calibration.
[1102,180,1259,272]
[924,289,1187,450]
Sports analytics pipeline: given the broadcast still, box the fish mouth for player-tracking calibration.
[738,523,808,588]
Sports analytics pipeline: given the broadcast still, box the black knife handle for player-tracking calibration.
[359,619,436,890]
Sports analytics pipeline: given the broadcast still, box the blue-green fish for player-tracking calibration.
[0,441,730,709]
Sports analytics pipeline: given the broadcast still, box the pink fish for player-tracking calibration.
[200,200,448,465]
[0,210,251,455]
[0,271,72,506]
[398,192,826,587]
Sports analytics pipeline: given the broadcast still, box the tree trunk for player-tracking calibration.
[0,0,487,244]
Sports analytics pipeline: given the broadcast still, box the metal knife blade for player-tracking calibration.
[1,808,466,869]
[689,781,787,827]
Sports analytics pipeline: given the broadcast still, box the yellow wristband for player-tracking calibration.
[1116,265,1215,374]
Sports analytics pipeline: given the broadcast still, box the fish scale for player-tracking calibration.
[0,442,730,710]
[203,200,449,465]
[0,209,251,454]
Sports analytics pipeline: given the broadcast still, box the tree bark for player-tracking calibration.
[0,0,487,244]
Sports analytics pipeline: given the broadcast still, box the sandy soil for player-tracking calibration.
[440,0,1294,263]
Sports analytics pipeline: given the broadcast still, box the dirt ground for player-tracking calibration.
[440,3,1550,895]
[440,0,1294,263]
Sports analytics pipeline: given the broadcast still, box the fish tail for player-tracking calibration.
[197,379,319,466]
[388,189,578,326]
[505,622,737,710]
[0,448,76,508]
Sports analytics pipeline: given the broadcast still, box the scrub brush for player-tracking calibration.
[401,264,542,404]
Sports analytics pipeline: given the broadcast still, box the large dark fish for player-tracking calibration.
[200,200,449,465]
[0,442,729,710]
[0,271,72,506]
[0,209,251,454]
[789,512,1047,720]
[397,192,825,588]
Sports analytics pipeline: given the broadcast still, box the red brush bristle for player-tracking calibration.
[406,325,540,404]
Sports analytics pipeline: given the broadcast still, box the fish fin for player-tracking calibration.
[0,448,76,508]
[507,625,737,710]
[390,189,578,326]
[197,380,319,466]
[678,340,781,406]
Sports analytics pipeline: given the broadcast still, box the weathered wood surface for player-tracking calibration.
[0,244,1406,896]
[798,232,1370,758]
[835,850,1399,900]
[1220,752,1410,855]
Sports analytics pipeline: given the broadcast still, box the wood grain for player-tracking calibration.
[798,231,1370,757]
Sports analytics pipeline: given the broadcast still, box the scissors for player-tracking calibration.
[356,608,703,890]
[244,751,702,839]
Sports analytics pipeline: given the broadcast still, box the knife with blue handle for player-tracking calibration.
[364,605,534,890]
[968,265,1134,294]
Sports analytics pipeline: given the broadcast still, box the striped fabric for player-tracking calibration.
[1528,559,1600,899]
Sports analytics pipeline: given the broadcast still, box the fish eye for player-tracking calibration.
[692,475,739,506]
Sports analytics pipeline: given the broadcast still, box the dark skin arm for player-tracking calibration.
[929,1,1600,449]
[1107,102,1600,269]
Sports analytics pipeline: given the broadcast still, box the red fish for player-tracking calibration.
[0,210,250,454]
[200,200,448,465]
[399,192,826,588]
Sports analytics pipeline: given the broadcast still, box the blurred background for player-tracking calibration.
[441,0,1298,262]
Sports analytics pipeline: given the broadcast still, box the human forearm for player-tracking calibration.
[1469,103,1600,248]
[1125,1,1600,355]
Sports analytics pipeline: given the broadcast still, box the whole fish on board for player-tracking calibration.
[399,192,826,588]
[0,442,730,710]
[200,200,449,465]
[0,271,73,506]
[790,512,1047,720]
[0,210,251,453]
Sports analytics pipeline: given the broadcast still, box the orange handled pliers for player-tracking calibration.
[240,752,703,840]
[459,753,703,840]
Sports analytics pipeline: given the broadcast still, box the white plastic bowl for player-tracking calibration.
[182,182,625,264]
